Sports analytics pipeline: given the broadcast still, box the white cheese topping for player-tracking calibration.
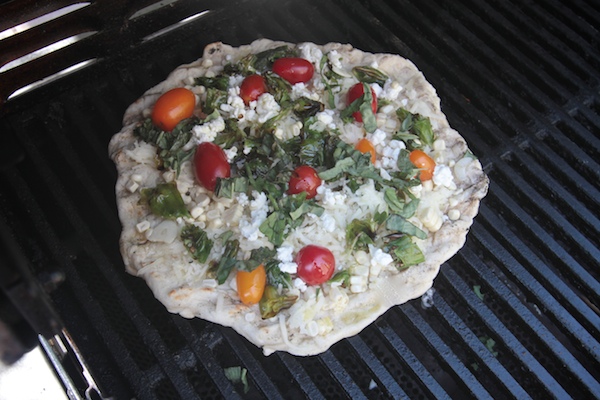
[192,116,226,143]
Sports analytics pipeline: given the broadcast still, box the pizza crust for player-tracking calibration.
[109,39,488,356]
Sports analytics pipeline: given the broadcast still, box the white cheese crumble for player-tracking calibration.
[192,116,225,143]
[238,191,269,241]
[255,93,281,123]
[432,164,455,188]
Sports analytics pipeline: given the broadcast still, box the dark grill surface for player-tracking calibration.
[1,0,599,398]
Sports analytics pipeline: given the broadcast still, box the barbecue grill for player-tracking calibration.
[1,0,599,398]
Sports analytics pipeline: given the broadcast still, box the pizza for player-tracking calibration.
[108,39,488,356]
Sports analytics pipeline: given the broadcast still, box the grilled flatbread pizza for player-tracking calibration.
[109,39,488,356]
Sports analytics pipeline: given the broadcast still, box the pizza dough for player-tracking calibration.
[109,39,488,356]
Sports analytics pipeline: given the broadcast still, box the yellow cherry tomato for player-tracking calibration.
[236,264,267,305]
[409,149,436,181]
[355,138,376,164]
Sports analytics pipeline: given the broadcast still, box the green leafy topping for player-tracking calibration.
[384,188,419,219]
[259,285,298,319]
[385,236,425,269]
[346,218,376,251]
[226,45,297,75]
[479,336,499,357]
[134,118,198,175]
[214,239,240,284]
[329,270,351,287]
[203,87,227,114]
[473,285,485,300]
[223,366,249,394]
[213,118,247,149]
[319,53,343,109]
[352,66,389,86]
[181,224,213,263]
[259,193,324,247]
[386,214,427,240]
[214,176,249,198]
[341,83,377,133]
[140,182,190,219]
[394,108,435,149]
[265,260,292,288]
[194,75,229,91]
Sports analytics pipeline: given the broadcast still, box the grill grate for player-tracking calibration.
[1,0,599,398]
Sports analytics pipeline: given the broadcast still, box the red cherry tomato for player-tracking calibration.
[355,138,376,164]
[272,57,314,84]
[409,149,436,181]
[151,88,196,131]
[194,142,231,191]
[347,83,377,123]
[288,165,322,199]
[296,245,336,286]
[237,264,267,305]
[240,74,267,105]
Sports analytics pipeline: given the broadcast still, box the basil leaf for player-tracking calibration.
[140,182,190,219]
[359,83,377,133]
[259,212,287,247]
[134,117,197,175]
[215,239,240,284]
[194,75,229,91]
[265,260,292,288]
[394,108,435,148]
[352,66,389,86]
[214,177,248,198]
[386,214,427,240]
[396,149,418,180]
[384,188,419,218]
[387,236,425,269]
[181,224,213,263]
[329,270,351,287]
[340,83,376,132]
[346,219,375,251]
[213,118,247,149]
[203,87,227,114]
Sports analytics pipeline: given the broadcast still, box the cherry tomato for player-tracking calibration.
[151,88,196,131]
[237,264,267,305]
[296,245,336,286]
[409,149,436,181]
[355,138,376,164]
[288,165,322,199]
[194,142,231,191]
[240,74,267,105]
[347,83,377,123]
[272,57,314,84]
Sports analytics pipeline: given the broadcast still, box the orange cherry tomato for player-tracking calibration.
[151,88,196,131]
[236,264,267,305]
[355,138,376,164]
[409,149,436,181]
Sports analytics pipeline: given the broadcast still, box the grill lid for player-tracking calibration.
[0,0,598,398]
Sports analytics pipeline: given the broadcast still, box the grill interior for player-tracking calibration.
[1,0,599,398]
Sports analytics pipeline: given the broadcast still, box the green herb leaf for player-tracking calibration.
[386,214,427,240]
[215,239,240,284]
[140,182,190,219]
[194,75,229,91]
[213,118,247,149]
[473,285,485,300]
[203,87,227,114]
[214,177,249,198]
[265,260,292,288]
[181,224,213,263]
[134,118,197,175]
[346,219,375,251]
[394,108,435,149]
[386,236,425,269]
[223,366,249,394]
[352,66,389,86]
[329,270,351,287]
